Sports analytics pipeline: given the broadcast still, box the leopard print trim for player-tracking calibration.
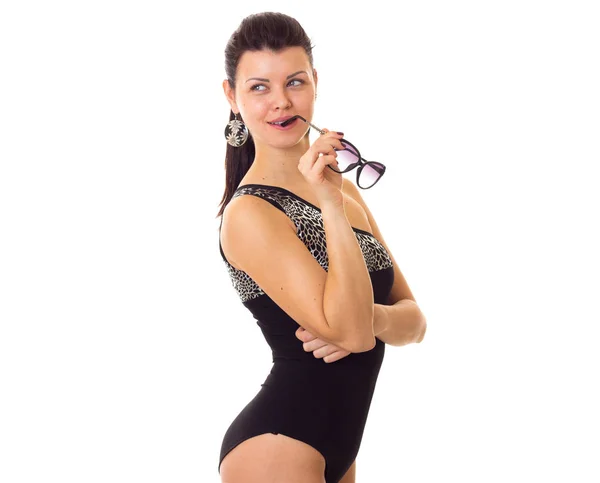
[220,184,393,303]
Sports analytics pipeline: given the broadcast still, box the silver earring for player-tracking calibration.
[225,112,249,147]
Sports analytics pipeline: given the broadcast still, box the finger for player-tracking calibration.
[320,138,344,157]
[296,329,317,342]
[296,326,316,339]
[312,344,343,359]
[313,142,337,158]
[305,332,317,342]
[320,128,343,138]
[309,135,341,162]
[303,339,328,352]
[323,350,350,363]
[301,147,333,175]
[325,131,344,141]
[320,133,344,148]
[313,154,339,174]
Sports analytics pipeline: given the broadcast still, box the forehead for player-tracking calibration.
[237,46,310,80]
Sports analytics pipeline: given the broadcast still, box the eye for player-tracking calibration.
[250,79,305,92]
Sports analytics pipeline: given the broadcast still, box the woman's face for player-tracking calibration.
[223,46,317,148]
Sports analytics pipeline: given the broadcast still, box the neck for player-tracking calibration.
[249,134,313,186]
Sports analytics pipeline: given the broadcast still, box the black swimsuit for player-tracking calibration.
[218,184,394,483]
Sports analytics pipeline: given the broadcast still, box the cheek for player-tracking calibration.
[243,99,270,119]
[296,94,314,109]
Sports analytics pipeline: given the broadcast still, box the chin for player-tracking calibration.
[272,139,301,149]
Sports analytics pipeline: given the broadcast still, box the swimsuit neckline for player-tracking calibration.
[235,183,375,237]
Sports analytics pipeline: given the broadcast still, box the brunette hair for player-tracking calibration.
[216,12,315,218]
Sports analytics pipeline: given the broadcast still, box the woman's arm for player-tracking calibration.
[373,300,426,346]
[340,178,427,346]
[321,200,376,352]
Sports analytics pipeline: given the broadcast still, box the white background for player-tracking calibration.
[1,1,599,481]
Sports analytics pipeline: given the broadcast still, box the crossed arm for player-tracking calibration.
[342,178,427,346]
[297,299,425,360]
[373,299,426,346]
[297,180,427,354]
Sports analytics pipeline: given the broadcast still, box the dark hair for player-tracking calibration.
[216,12,315,218]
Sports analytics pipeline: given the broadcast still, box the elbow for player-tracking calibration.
[347,334,376,353]
[327,307,375,353]
[349,310,376,352]
[335,336,370,353]
[415,319,427,343]
[358,336,377,352]
[336,326,375,353]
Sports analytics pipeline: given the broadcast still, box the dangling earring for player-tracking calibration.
[225,112,249,147]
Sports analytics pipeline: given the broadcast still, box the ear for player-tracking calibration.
[222,79,239,113]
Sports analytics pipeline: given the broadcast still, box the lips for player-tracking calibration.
[267,116,295,125]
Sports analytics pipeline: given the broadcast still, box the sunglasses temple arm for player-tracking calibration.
[308,121,326,135]
[295,115,326,135]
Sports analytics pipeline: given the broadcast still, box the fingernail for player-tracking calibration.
[336,131,344,135]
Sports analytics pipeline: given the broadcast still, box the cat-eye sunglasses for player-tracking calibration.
[277,115,386,189]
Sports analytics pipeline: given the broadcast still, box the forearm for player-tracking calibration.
[321,201,375,351]
[373,299,426,346]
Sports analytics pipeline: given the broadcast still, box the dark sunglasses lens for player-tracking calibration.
[334,141,360,172]
[359,162,385,188]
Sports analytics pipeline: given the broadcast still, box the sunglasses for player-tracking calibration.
[278,115,387,189]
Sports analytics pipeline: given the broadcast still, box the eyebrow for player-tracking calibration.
[245,70,307,83]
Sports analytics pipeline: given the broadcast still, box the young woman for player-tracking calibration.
[217,12,426,483]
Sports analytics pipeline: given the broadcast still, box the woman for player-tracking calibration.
[217,12,427,483]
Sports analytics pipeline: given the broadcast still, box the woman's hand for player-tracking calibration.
[295,326,352,363]
[297,128,345,207]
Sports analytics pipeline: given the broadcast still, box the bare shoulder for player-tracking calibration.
[220,192,366,352]
[341,178,417,305]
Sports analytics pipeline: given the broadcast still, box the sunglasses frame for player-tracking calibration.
[289,115,387,190]
[330,137,386,190]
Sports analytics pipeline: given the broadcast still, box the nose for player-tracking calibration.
[273,89,292,110]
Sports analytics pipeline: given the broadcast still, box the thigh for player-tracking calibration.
[220,433,326,483]
[339,460,356,483]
